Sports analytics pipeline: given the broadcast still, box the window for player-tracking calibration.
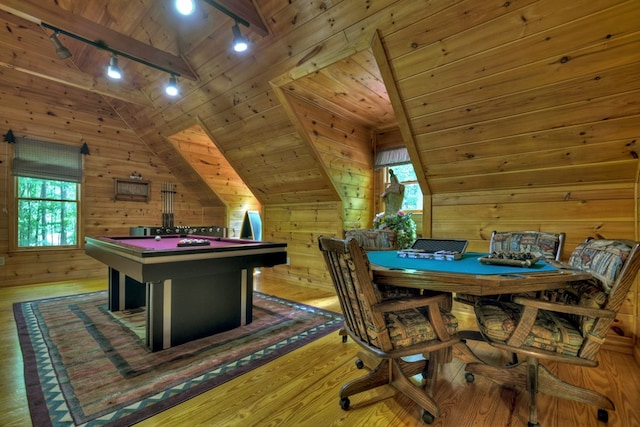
[11,136,83,249]
[16,177,79,247]
[385,163,422,211]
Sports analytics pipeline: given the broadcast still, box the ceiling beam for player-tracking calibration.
[204,0,269,37]
[0,0,198,81]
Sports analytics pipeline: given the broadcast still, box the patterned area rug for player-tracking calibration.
[14,291,343,426]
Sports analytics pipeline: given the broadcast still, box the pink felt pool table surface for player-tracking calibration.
[88,235,281,257]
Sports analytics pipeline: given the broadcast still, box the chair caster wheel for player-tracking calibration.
[340,397,350,410]
[527,422,540,427]
[597,408,609,422]
[355,359,364,369]
[420,409,435,424]
[465,372,475,382]
[342,335,347,343]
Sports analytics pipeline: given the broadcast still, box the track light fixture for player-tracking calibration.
[175,0,195,16]
[231,23,248,53]
[165,75,179,96]
[107,55,122,80]
[175,1,250,53]
[43,23,181,97]
[49,32,72,59]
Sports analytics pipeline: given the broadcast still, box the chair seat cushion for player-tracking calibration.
[474,299,584,356]
[556,279,608,336]
[386,308,458,349]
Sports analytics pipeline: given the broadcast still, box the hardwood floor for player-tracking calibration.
[1,275,639,426]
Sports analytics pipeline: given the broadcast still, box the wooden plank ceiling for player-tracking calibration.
[0,0,637,205]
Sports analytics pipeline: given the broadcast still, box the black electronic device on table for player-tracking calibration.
[411,238,469,254]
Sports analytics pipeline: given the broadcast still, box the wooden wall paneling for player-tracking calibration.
[167,122,261,231]
[422,116,640,166]
[0,136,8,287]
[0,250,106,285]
[413,90,640,153]
[387,0,623,79]
[426,139,640,180]
[375,128,403,150]
[408,57,640,134]
[395,1,636,98]
[435,198,635,224]
[261,201,343,291]
[428,161,639,193]
[280,89,374,231]
[381,0,537,62]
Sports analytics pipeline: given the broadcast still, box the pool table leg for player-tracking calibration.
[108,268,145,311]
[144,269,254,351]
[146,279,172,351]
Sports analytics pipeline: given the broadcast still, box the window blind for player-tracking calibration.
[374,147,410,169]
[13,136,83,183]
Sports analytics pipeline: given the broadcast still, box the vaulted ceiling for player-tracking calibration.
[0,0,637,209]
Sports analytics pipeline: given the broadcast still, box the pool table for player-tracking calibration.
[85,234,287,351]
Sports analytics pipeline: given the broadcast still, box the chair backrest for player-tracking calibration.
[344,229,397,251]
[489,230,565,261]
[565,238,640,359]
[318,236,394,351]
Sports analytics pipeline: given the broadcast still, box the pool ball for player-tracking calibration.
[155,235,161,241]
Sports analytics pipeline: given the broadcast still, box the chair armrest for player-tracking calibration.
[512,296,616,318]
[372,293,450,313]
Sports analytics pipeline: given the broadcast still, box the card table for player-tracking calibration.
[367,251,591,296]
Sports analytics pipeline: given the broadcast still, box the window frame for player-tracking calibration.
[9,138,84,252]
[11,176,82,251]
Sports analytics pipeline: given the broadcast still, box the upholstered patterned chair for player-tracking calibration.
[340,229,421,343]
[466,238,640,427]
[455,230,565,306]
[318,236,460,424]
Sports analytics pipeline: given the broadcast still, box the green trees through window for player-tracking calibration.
[16,177,78,247]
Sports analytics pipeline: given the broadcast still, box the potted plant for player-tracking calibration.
[373,210,417,249]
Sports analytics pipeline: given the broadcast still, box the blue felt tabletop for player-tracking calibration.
[367,251,558,275]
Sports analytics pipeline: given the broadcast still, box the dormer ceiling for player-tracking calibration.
[282,49,397,131]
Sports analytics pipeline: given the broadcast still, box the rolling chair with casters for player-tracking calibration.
[340,229,421,343]
[466,238,640,427]
[456,230,566,365]
[318,236,461,424]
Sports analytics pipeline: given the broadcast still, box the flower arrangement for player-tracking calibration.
[373,210,417,249]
